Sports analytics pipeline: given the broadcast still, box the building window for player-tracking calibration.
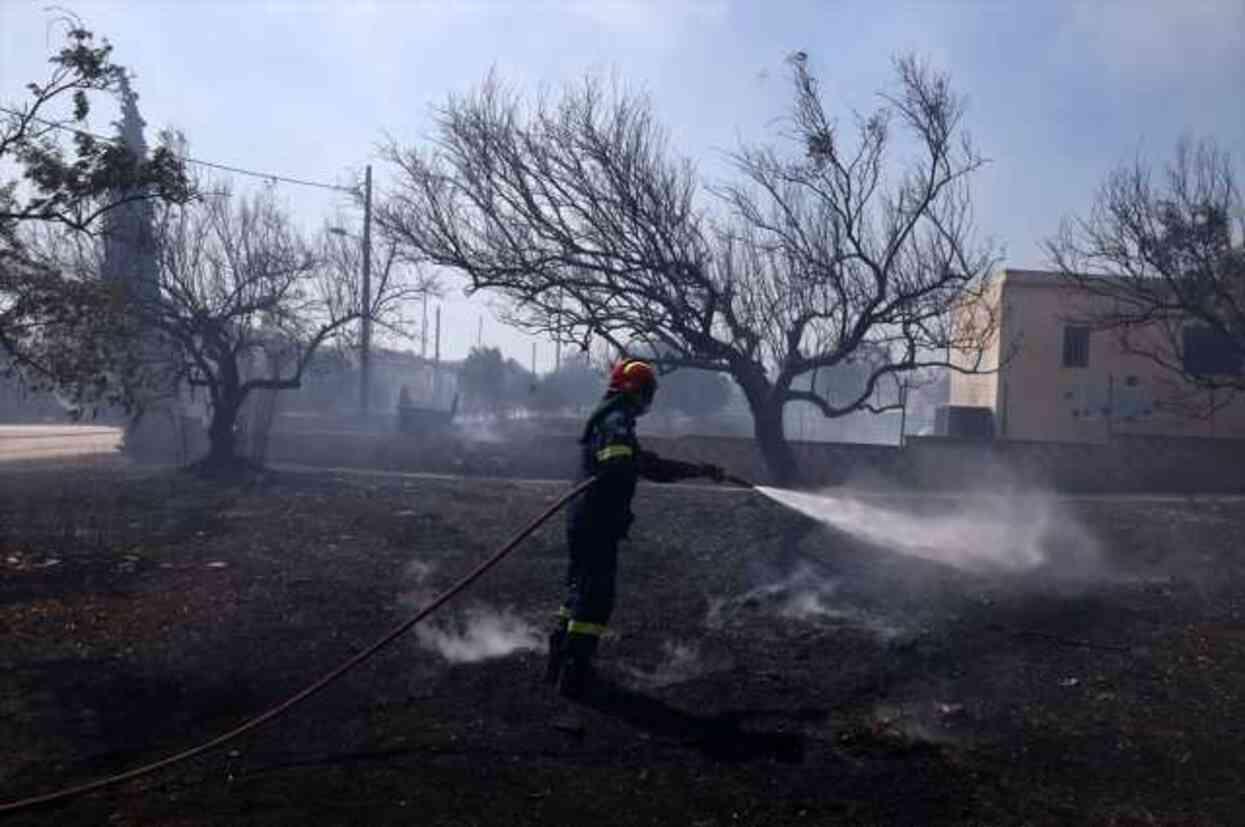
[1182,325,1243,377]
[1062,325,1090,368]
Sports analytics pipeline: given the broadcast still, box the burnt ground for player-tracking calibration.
[1,463,1244,825]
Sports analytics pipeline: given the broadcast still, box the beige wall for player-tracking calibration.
[948,279,1003,411]
[951,269,1245,443]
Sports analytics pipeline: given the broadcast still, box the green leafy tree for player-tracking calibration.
[459,346,508,416]
[1,19,190,411]
[530,352,602,414]
[459,346,535,418]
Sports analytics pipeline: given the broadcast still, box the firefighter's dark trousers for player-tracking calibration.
[561,518,619,636]
[546,518,617,696]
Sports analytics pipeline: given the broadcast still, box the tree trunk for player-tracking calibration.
[753,401,799,486]
[205,396,241,470]
[732,361,800,486]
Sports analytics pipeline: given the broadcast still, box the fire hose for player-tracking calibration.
[0,476,599,816]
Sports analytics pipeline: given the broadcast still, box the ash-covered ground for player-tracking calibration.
[2,465,1243,825]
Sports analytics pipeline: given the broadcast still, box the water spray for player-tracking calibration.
[747,482,1099,576]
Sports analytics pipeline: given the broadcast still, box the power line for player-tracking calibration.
[0,104,357,193]
[180,155,356,194]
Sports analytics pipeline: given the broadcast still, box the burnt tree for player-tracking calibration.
[37,186,428,469]
[1047,138,1244,411]
[380,54,998,482]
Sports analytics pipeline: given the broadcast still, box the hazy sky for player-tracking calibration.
[3,0,1242,369]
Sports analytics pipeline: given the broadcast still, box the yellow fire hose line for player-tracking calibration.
[0,476,600,816]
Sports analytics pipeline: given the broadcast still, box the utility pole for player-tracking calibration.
[360,164,373,418]
[554,287,563,373]
[434,304,442,401]
[477,316,483,348]
[421,293,428,360]
[898,379,909,447]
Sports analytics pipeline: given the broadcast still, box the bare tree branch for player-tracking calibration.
[1047,138,1245,414]
[15,183,431,467]
[380,56,999,482]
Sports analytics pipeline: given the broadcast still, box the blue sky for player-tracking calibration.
[3,0,1242,368]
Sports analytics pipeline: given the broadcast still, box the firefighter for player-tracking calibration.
[546,358,726,700]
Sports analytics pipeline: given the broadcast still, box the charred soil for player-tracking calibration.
[2,464,1244,825]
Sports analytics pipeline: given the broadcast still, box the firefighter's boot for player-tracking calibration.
[557,631,599,701]
[544,620,568,685]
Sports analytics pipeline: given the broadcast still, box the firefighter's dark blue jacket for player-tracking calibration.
[569,393,702,540]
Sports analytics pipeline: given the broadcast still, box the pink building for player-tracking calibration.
[950,269,1245,443]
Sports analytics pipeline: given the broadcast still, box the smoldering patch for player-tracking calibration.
[397,558,541,664]
[413,607,543,663]
[396,558,440,611]
[403,558,437,587]
[857,701,974,748]
[706,564,908,641]
[619,639,735,689]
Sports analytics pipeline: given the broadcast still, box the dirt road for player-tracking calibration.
[0,425,121,464]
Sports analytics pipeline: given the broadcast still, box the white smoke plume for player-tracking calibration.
[398,559,542,664]
[414,607,543,663]
[778,589,906,640]
[706,564,835,629]
[707,564,906,639]
[755,487,1100,577]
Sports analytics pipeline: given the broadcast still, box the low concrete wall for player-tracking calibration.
[777,435,1245,494]
[897,435,1245,494]
[264,426,1245,495]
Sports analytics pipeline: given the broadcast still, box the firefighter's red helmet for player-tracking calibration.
[608,359,658,407]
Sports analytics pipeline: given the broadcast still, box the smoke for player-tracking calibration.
[621,639,733,688]
[413,607,543,663]
[454,417,507,444]
[777,590,906,641]
[706,564,834,629]
[403,559,436,586]
[707,564,907,640]
[398,559,542,664]
[755,487,1101,578]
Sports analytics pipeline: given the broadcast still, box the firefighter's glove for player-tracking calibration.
[700,463,726,483]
